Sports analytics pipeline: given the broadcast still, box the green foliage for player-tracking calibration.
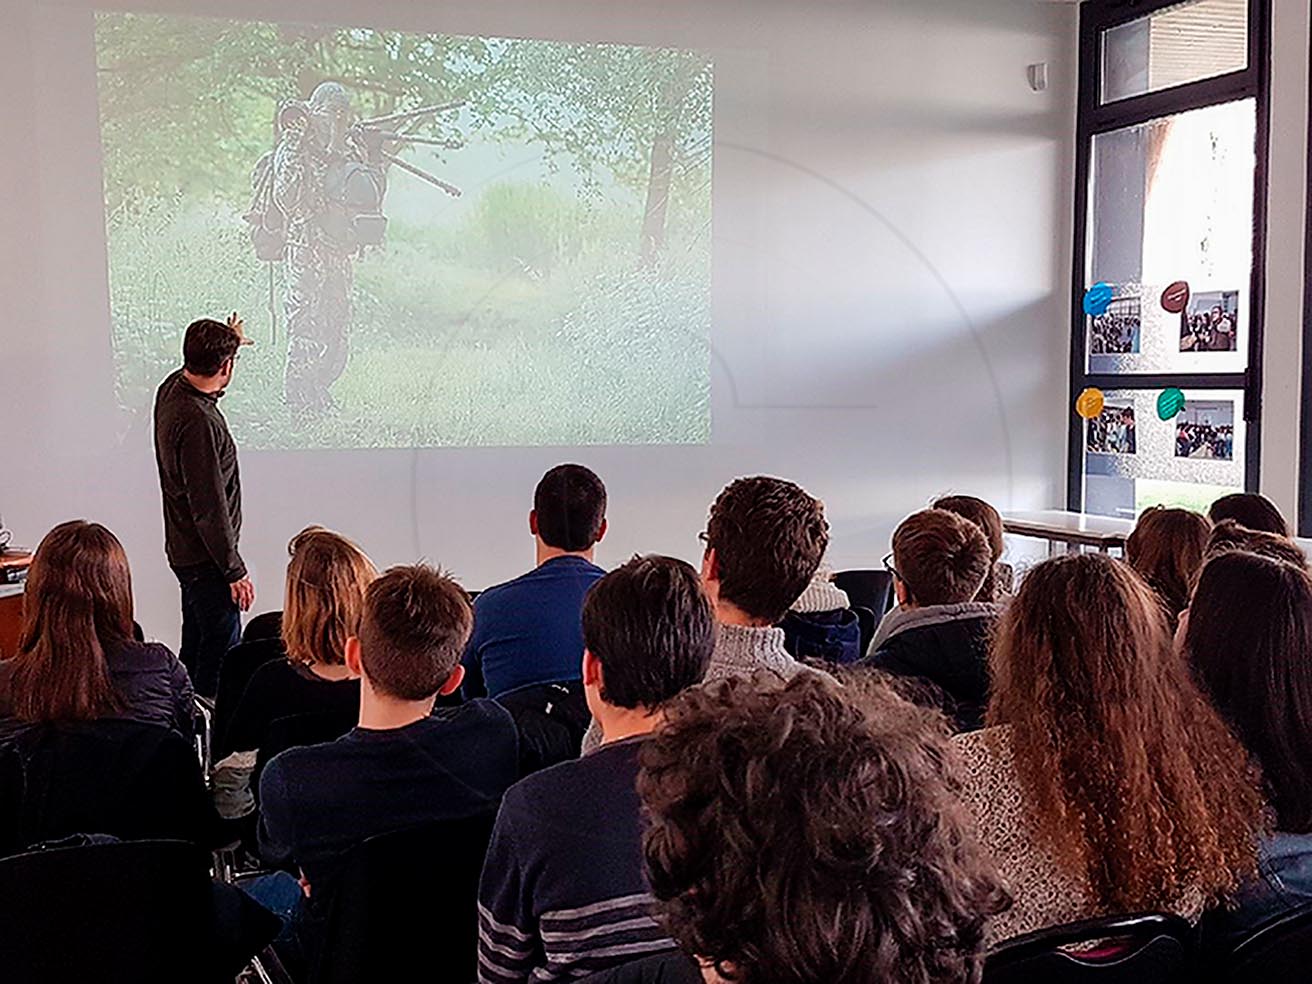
[97,12,713,449]
[108,194,709,449]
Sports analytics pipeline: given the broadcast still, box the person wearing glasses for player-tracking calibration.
[153,313,255,698]
[866,509,1000,732]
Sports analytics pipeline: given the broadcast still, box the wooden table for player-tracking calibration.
[1002,510,1134,554]
[0,583,23,658]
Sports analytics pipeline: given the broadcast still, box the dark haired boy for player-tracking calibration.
[477,555,714,984]
[258,564,518,902]
[463,464,608,703]
[867,509,999,731]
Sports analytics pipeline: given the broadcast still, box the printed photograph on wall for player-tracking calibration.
[1088,294,1141,355]
[1178,290,1239,353]
[1174,399,1234,461]
[1087,404,1137,456]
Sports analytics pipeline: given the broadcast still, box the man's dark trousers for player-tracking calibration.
[176,564,240,699]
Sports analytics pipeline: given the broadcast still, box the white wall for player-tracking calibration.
[0,0,1077,643]
[1258,0,1310,525]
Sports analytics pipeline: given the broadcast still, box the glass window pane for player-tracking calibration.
[1082,388,1244,520]
[1101,0,1248,104]
[1085,98,1254,375]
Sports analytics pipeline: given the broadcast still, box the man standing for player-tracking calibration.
[154,314,254,697]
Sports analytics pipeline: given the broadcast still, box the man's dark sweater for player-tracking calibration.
[477,736,676,983]
[153,368,245,580]
[866,602,1002,732]
[257,700,518,901]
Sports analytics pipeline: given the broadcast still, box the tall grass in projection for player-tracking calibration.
[97,12,712,449]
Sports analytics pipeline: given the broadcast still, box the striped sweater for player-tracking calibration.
[477,736,674,983]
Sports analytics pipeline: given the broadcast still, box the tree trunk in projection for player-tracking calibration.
[639,129,676,265]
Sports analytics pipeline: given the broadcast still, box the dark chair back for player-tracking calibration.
[984,913,1193,984]
[833,570,895,618]
[1218,901,1312,982]
[252,709,359,803]
[212,637,286,758]
[242,610,283,644]
[0,838,219,984]
[498,680,589,776]
[853,606,876,657]
[311,812,498,984]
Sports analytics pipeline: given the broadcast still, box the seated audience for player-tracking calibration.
[462,463,607,701]
[779,562,861,664]
[1206,519,1309,568]
[1208,492,1291,537]
[478,555,715,983]
[582,475,830,752]
[580,673,1009,984]
[955,552,1265,945]
[218,526,373,759]
[1185,551,1312,929]
[1124,506,1210,624]
[0,520,193,738]
[933,494,1013,601]
[867,509,999,731]
[258,564,518,907]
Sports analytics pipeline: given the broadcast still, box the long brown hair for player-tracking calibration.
[1124,506,1210,620]
[283,526,376,667]
[8,521,131,721]
[987,553,1264,912]
[1187,552,1312,833]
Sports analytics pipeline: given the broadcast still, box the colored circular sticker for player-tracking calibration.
[1075,387,1105,420]
[1157,387,1187,420]
[1161,281,1191,314]
[1083,282,1115,317]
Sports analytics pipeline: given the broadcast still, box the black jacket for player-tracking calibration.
[0,641,194,740]
[578,952,702,984]
[153,368,245,581]
[866,602,1001,732]
[779,608,862,665]
[0,719,224,856]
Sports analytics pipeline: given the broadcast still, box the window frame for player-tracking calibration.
[1299,34,1312,537]
[1067,0,1272,511]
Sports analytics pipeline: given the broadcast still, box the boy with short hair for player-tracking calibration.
[259,564,519,902]
[867,508,1000,731]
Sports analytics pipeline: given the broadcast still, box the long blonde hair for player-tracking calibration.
[988,553,1265,912]
[283,526,376,667]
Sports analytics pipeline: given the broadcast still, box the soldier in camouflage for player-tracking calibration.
[271,81,362,413]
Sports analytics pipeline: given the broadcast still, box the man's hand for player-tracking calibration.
[230,577,256,612]
[227,311,255,347]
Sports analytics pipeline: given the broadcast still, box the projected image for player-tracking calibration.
[96,12,712,449]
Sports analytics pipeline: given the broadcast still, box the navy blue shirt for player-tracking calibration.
[463,555,605,699]
[257,699,518,896]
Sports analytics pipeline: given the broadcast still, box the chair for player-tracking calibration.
[212,637,287,759]
[852,605,877,657]
[1207,900,1312,982]
[833,570,895,618]
[0,838,225,984]
[498,680,590,776]
[984,913,1193,984]
[242,611,284,644]
[252,708,359,804]
[311,812,497,984]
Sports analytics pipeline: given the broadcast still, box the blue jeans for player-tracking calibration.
[240,871,310,973]
[176,567,240,699]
